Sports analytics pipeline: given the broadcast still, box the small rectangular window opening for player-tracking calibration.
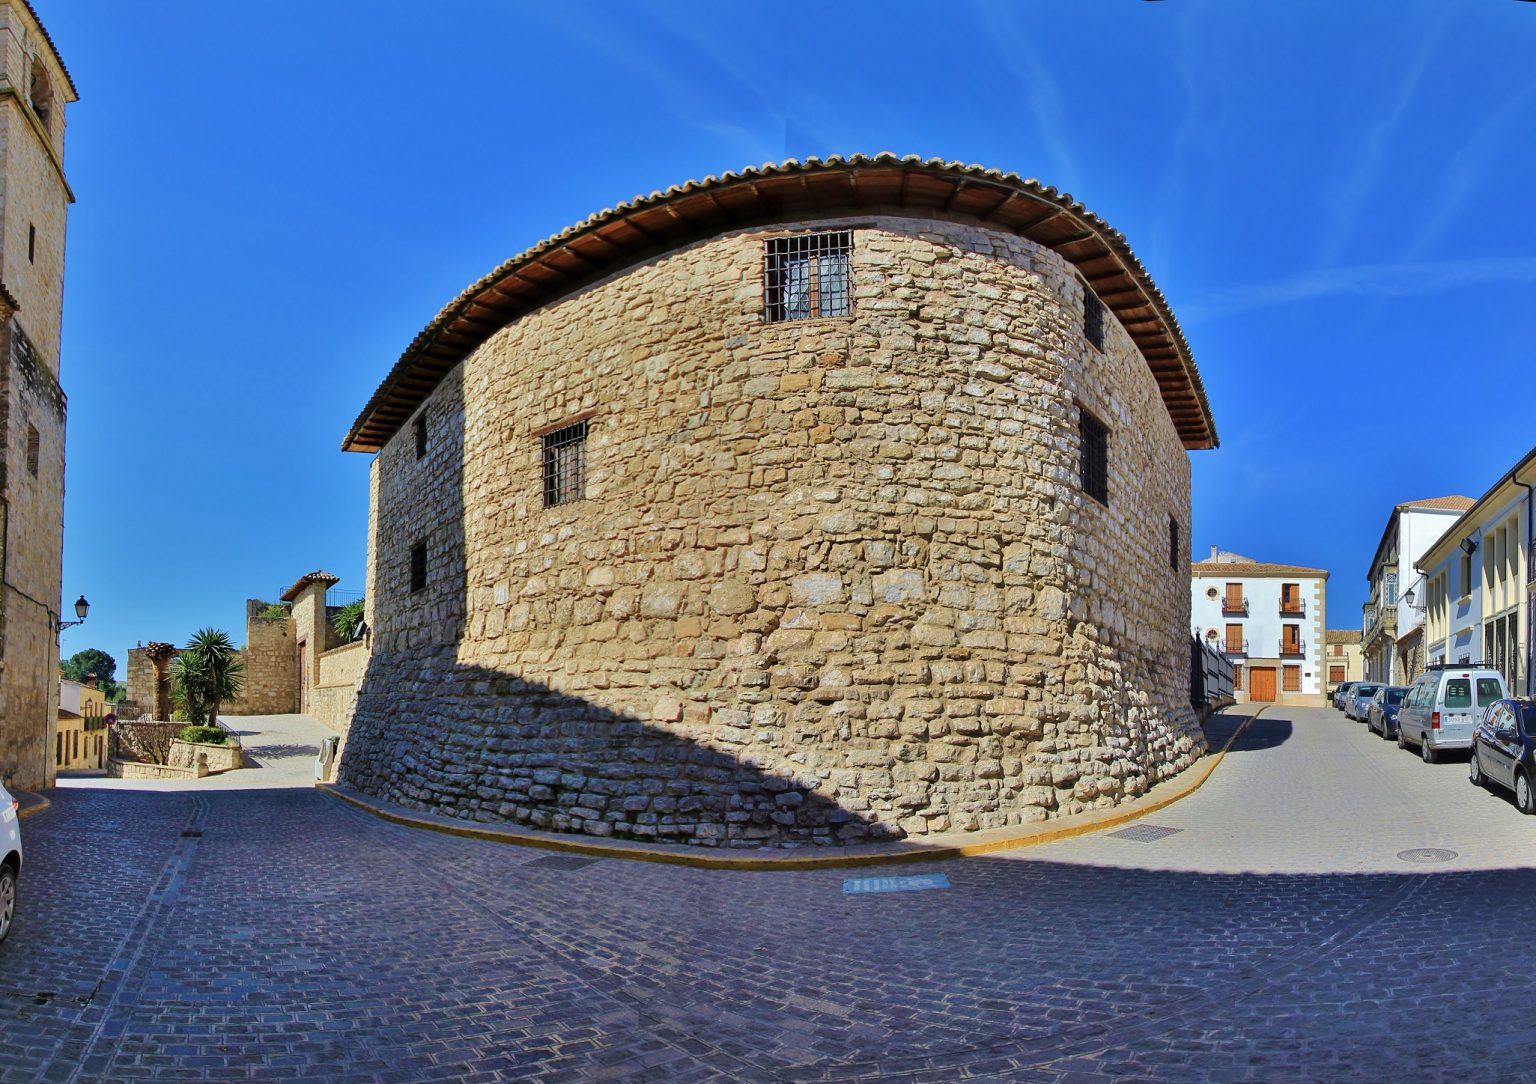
[409,542,426,593]
[764,231,852,323]
[1079,410,1108,506]
[1084,287,1105,351]
[542,420,588,507]
[26,424,39,476]
[414,414,428,459]
[27,224,36,264]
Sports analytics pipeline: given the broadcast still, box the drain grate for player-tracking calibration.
[1107,824,1184,843]
[1397,848,1457,864]
[180,830,203,838]
[524,855,598,871]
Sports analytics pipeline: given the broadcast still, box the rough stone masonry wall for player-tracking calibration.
[0,311,66,790]
[342,215,1203,846]
[311,640,366,737]
[230,602,295,715]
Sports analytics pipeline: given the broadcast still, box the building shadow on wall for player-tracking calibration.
[338,361,886,848]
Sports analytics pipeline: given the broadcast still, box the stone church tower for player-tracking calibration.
[0,1,75,790]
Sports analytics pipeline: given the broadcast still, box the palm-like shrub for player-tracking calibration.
[331,598,366,642]
[172,629,246,725]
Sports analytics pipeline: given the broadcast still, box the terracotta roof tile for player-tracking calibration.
[1400,495,1474,512]
[343,154,1217,454]
[1326,630,1362,644]
[1191,560,1329,577]
[280,571,340,602]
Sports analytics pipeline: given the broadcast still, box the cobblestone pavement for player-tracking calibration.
[5,707,1536,1082]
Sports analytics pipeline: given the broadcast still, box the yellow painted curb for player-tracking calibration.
[320,706,1265,871]
[16,793,50,820]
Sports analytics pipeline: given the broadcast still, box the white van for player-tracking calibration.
[1397,664,1508,763]
[0,780,21,944]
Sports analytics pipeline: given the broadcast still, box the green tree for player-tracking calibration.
[60,647,122,700]
[171,629,245,725]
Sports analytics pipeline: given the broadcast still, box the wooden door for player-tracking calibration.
[1250,666,1277,702]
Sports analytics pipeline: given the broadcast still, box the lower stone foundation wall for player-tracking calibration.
[108,758,207,780]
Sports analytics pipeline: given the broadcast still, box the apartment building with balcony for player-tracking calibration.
[1323,629,1362,696]
[1192,547,1328,705]
[1362,496,1473,685]
[1418,449,1535,695]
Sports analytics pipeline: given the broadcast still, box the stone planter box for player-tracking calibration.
[108,758,208,780]
[169,738,243,773]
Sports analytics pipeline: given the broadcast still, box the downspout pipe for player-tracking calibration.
[1517,476,1535,697]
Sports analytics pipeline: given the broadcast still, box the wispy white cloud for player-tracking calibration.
[1182,256,1536,323]
[975,0,1079,188]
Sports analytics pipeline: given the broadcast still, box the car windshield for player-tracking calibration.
[1477,678,1503,707]
[1355,685,1379,697]
[1385,689,1405,706]
[1444,679,1471,708]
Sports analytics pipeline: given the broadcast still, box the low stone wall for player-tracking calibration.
[169,738,242,773]
[311,641,366,735]
[108,757,207,780]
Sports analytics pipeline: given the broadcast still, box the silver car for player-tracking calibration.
[0,780,21,944]
[1347,684,1383,721]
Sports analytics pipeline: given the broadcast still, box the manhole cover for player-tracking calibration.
[524,855,598,871]
[1397,848,1457,863]
[1107,824,1183,843]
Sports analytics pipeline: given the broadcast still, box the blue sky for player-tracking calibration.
[44,0,1536,678]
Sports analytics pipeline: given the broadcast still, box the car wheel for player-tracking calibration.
[1518,772,1536,816]
[1397,727,1408,751]
[1470,752,1486,788]
[1422,739,1437,764]
[0,863,15,945]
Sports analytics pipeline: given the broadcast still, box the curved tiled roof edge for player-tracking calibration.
[19,1,78,100]
[343,153,1217,454]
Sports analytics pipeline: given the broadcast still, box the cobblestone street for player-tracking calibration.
[5,707,1536,1082]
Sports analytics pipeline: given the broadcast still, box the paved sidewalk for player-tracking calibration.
[54,713,336,794]
[1026,702,1534,873]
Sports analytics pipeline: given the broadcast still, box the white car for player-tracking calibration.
[0,780,20,944]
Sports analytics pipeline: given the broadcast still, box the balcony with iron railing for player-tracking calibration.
[1279,639,1306,656]
[1224,639,1249,656]
[1221,596,1249,616]
[1280,598,1306,616]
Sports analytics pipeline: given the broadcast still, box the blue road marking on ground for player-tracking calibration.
[842,873,950,894]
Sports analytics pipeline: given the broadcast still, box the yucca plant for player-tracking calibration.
[331,598,366,642]
[172,628,246,726]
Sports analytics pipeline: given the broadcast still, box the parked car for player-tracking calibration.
[1366,685,1408,739]
[1346,683,1382,721]
[1469,699,1536,813]
[1398,664,1509,763]
[1333,682,1358,711]
[0,779,20,944]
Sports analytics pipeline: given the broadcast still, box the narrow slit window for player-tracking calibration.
[542,420,588,507]
[26,424,39,476]
[1078,410,1108,506]
[764,231,852,323]
[409,542,426,593]
[1169,517,1180,571]
[414,414,428,459]
[27,224,36,264]
[1084,287,1105,351]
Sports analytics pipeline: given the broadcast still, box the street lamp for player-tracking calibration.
[1403,588,1416,607]
[57,595,89,631]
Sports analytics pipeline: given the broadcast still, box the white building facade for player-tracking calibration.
[1192,548,1328,706]
[1419,449,1535,695]
[1361,497,1472,685]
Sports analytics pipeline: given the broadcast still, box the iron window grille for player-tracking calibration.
[409,542,426,593]
[1084,287,1106,351]
[764,231,852,323]
[1079,410,1108,506]
[542,420,588,508]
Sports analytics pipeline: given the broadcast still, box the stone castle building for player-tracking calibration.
[339,154,1219,846]
[122,571,367,733]
[0,1,74,791]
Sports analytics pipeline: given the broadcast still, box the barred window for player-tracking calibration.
[409,542,426,593]
[1084,287,1105,350]
[542,420,588,507]
[764,231,851,323]
[1079,410,1108,506]
[1169,517,1180,571]
[414,414,427,459]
